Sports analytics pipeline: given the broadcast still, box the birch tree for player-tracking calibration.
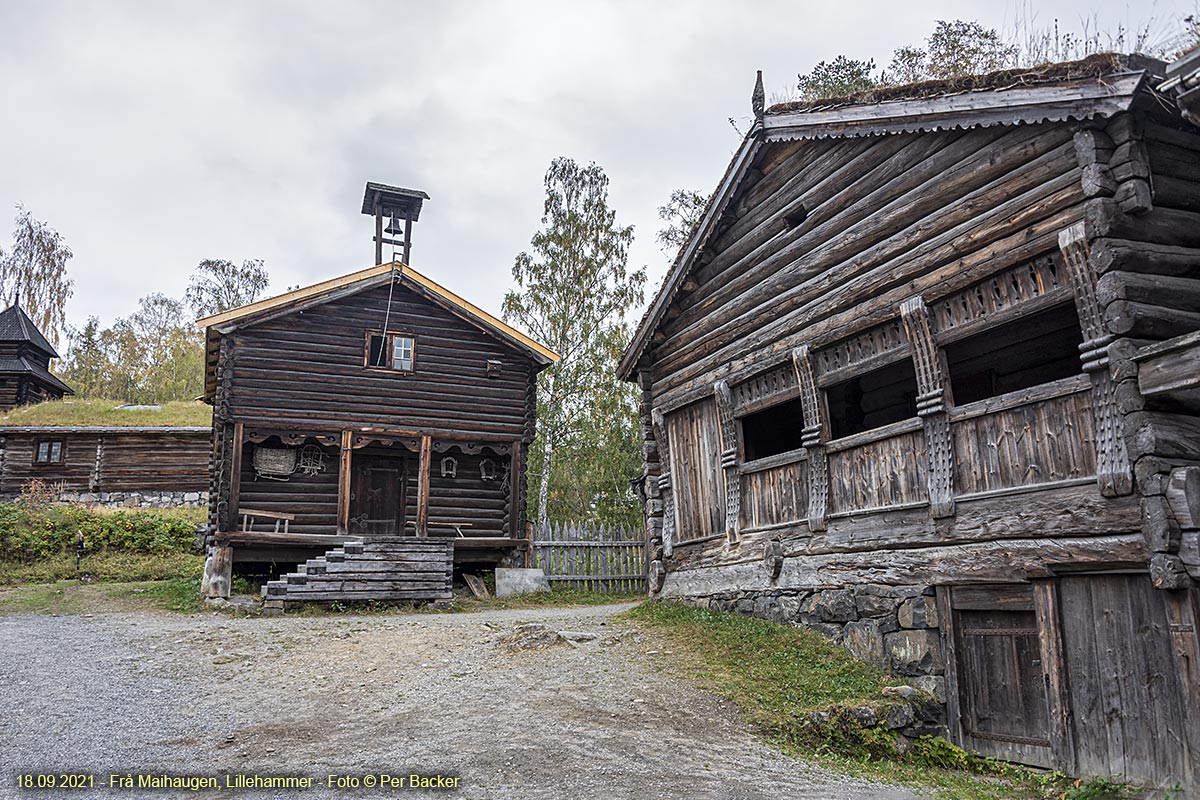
[0,205,74,348]
[504,157,645,528]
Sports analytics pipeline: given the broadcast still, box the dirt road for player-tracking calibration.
[0,602,915,799]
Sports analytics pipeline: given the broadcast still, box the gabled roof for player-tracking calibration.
[0,303,59,358]
[617,54,1168,379]
[198,262,558,364]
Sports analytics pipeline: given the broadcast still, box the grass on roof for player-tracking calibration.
[0,398,212,427]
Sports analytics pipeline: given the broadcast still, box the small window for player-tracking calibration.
[944,303,1083,406]
[826,359,919,439]
[740,396,806,461]
[366,332,416,373]
[35,440,63,464]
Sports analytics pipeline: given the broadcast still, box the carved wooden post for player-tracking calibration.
[417,434,432,537]
[714,380,740,544]
[228,421,244,527]
[509,439,522,539]
[650,407,676,557]
[791,345,828,531]
[1058,222,1133,497]
[90,436,105,493]
[337,430,353,533]
[900,296,956,518]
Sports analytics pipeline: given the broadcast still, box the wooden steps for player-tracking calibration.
[261,537,454,606]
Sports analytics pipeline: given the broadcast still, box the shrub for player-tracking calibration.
[0,501,204,562]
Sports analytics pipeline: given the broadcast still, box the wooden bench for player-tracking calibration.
[239,508,296,533]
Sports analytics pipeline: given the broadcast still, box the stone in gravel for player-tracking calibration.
[495,568,551,597]
[557,630,598,642]
[499,624,568,652]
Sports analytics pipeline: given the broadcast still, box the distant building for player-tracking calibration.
[0,301,73,411]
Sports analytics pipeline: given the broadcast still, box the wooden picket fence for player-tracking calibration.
[532,521,647,593]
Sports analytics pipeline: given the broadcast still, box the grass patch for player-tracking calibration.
[0,552,204,585]
[0,398,212,427]
[623,601,1084,800]
[107,578,206,613]
[0,576,205,615]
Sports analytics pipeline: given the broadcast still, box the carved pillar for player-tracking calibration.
[337,430,353,534]
[713,381,741,544]
[1058,222,1133,497]
[791,345,828,531]
[650,407,676,557]
[900,296,956,518]
[90,436,105,493]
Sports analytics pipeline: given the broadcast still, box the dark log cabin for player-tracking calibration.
[621,54,1200,788]
[200,184,556,604]
[0,425,210,505]
[0,301,72,411]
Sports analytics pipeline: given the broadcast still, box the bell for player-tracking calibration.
[385,216,405,236]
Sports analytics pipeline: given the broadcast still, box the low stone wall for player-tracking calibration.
[55,490,208,509]
[672,584,947,706]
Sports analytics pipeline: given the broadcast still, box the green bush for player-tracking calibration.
[0,502,204,562]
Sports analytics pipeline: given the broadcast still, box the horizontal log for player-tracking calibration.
[1126,412,1200,460]
[1096,271,1200,312]
[1090,239,1200,277]
[659,534,1146,595]
[1168,467,1200,529]
[1104,300,1200,340]
[1087,200,1200,248]
[1136,332,1200,398]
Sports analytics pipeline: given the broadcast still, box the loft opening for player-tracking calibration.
[365,331,416,372]
[825,359,919,439]
[739,396,806,461]
[943,302,1083,406]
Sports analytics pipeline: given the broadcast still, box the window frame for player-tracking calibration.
[363,330,418,374]
[33,439,64,465]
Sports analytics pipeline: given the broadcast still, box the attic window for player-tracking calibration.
[35,440,63,464]
[366,332,416,372]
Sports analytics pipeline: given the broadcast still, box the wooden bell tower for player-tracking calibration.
[361,182,429,266]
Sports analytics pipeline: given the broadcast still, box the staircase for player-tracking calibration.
[262,537,454,608]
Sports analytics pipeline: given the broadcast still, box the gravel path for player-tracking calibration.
[0,603,916,799]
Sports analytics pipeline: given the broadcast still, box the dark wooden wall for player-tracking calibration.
[223,282,535,439]
[0,429,210,495]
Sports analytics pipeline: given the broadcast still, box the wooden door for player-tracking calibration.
[665,398,724,542]
[940,584,1056,768]
[349,457,409,535]
[1057,575,1196,788]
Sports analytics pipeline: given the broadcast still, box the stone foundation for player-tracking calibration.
[53,490,208,509]
[672,584,947,706]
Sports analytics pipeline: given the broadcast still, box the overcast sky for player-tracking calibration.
[0,0,1192,340]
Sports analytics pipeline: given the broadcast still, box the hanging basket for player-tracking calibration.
[253,446,297,481]
[297,444,326,475]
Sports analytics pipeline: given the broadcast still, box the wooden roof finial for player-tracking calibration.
[752,69,765,123]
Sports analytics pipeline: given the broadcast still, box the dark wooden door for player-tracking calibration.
[349,457,409,535]
[940,584,1055,768]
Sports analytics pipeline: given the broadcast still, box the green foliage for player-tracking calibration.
[504,157,646,527]
[0,501,203,565]
[796,55,877,100]
[625,602,892,714]
[0,397,211,426]
[0,204,74,348]
[185,258,269,317]
[0,552,203,586]
[656,189,708,254]
[883,20,1018,83]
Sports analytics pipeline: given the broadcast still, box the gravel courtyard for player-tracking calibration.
[0,601,915,800]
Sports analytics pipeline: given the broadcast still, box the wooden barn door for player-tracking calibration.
[939,584,1057,768]
[350,456,409,535]
[1056,575,1197,788]
[664,399,724,542]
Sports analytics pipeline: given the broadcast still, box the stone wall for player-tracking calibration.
[51,490,208,509]
[673,584,947,707]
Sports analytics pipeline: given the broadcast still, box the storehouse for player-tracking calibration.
[621,54,1200,787]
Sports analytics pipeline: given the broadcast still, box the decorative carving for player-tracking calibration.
[1058,223,1133,497]
[714,380,740,544]
[480,458,498,481]
[928,254,1065,337]
[814,319,907,378]
[791,345,828,531]
[764,538,784,580]
[651,407,676,557]
[731,363,798,412]
[900,296,955,518]
[752,69,765,123]
[440,456,457,478]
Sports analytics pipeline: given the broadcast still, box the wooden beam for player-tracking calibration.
[417,434,431,537]
[935,586,964,747]
[1033,579,1076,774]
[791,345,828,531]
[509,439,522,539]
[229,421,244,525]
[713,380,740,544]
[374,200,383,267]
[900,295,955,518]
[337,430,352,534]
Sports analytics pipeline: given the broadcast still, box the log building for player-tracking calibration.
[621,54,1200,788]
[0,425,210,506]
[0,301,72,411]
[201,183,556,603]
